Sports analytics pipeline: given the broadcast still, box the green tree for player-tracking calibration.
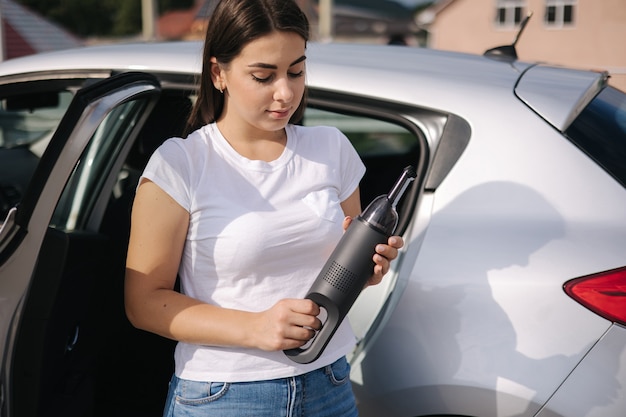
[112,1,142,36]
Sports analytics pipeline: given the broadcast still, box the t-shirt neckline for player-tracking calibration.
[208,123,295,172]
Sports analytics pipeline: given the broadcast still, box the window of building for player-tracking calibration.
[495,0,526,27]
[545,0,575,27]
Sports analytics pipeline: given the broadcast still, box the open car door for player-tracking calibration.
[0,72,161,417]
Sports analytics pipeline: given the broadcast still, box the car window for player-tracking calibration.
[301,106,423,343]
[302,107,419,207]
[0,87,77,224]
[303,108,417,156]
[0,91,72,150]
[50,97,153,231]
[565,86,626,188]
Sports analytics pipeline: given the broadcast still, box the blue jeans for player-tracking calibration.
[163,356,358,417]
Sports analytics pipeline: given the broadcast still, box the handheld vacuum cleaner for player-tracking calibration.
[284,165,416,364]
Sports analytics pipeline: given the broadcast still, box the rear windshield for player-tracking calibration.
[565,86,626,188]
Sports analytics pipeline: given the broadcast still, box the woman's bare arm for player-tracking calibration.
[124,179,321,350]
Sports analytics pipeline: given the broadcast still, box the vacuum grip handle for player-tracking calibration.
[283,293,340,364]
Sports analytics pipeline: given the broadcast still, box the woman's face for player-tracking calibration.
[214,31,306,137]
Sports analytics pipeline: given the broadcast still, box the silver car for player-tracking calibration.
[0,41,624,417]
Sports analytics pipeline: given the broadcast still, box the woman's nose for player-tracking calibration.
[274,78,294,102]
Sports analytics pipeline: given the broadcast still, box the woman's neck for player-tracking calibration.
[216,121,287,162]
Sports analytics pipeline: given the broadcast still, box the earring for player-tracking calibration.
[218,85,223,94]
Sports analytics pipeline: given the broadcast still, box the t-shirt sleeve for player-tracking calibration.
[139,138,192,211]
[335,129,366,202]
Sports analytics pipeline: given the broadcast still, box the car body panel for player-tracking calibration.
[0,41,623,417]
[0,42,559,133]
[535,324,626,417]
[515,64,608,131]
[0,42,203,80]
[351,64,626,415]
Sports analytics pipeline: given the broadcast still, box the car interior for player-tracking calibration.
[3,79,422,417]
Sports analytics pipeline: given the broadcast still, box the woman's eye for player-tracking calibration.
[252,74,272,83]
[251,70,303,83]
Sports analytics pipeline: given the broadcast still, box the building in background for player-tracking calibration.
[417,0,626,90]
[0,0,82,61]
[158,0,421,45]
[157,0,206,40]
[315,0,419,44]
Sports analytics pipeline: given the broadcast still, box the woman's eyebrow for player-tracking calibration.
[291,55,307,66]
[248,55,307,69]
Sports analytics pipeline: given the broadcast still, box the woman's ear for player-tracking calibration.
[210,57,223,92]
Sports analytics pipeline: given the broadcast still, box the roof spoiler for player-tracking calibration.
[484,12,532,62]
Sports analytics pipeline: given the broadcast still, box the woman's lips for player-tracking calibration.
[268,108,291,119]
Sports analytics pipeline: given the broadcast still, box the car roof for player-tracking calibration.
[0,40,529,106]
[0,40,606,131]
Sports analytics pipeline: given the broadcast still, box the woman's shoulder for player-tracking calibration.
[157,125,212,155]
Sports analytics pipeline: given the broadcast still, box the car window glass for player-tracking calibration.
[565,86,626,188]
[0,91,72,151]
[50,97,152,231]
[0,90,74,223]
[302,107,419,207]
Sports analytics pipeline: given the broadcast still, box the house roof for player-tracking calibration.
[1,0,82,60]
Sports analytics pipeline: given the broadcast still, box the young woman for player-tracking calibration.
[124,0,404,415]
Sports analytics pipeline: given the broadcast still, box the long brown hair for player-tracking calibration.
[185,0,310,135]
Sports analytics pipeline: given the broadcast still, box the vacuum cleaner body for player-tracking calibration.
[285,166,416,364]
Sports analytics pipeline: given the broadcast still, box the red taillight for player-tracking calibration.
[564,267,626,325]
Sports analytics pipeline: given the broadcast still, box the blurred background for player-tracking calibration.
[1,0,624,90]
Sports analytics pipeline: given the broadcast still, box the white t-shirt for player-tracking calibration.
[141,122,366,382]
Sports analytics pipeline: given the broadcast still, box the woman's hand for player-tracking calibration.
[251,299,322,351]
[369,235,404,286]
[342,216,405,288]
